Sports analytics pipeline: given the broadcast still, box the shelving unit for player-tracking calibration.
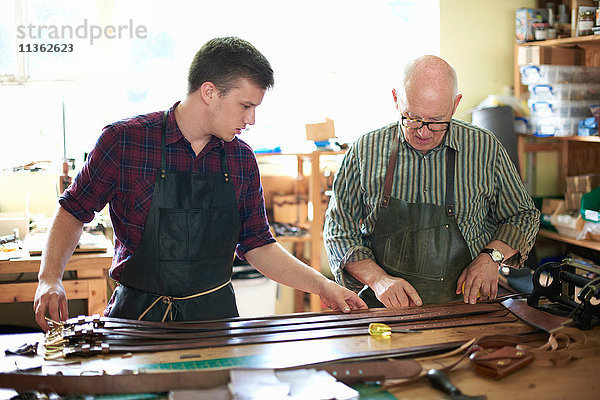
[256,150,346,312]
[538,228,600,252]
[517,134,600,192]
[515,30,600,256]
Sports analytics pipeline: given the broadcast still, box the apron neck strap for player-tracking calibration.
[380,124,457,217]
[160,110,168,178]
[381,125,400,208]
[220,150,230,183]
[444,148,456,217]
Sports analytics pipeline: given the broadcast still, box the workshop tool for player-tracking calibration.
[0,230,18,244]
[427,369,486,400]
[368,322,422,337]
[528,257,600,329]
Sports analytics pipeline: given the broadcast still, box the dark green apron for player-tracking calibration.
[108,110,241,321]
[358,126,472,306]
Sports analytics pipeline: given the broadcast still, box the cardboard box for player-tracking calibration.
[565,191,585,211]
[541,198,565,215]
[272,194,308,225]
[516,8,549,43]
[305,118,336,142]
[550,213,585,238]
[566,174,600,193]
[517,46,585,66]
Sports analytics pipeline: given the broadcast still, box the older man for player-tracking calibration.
[324,55,539,307]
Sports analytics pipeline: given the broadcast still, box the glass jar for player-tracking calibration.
[532,22,549,40]
[578,11,594,36]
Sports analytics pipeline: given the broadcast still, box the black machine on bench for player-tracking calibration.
[528,256,600,330]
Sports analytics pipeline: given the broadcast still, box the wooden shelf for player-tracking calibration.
[519,134,600,143]
[519,35,600,47]
[259,150,346,312]
[255,150,346,158]
[538,228,600,252]
[517,134,600,192]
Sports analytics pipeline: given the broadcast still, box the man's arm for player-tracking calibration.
[457,139,540,304]
[34,206,84,331]
[245,243,367,312]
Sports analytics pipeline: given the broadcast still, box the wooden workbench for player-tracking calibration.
[1,319,598,399]
[0,250,113,315]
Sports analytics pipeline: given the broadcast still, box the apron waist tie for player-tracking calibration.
[138,279,232,322]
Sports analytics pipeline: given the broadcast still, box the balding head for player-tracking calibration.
[399,55,458,108]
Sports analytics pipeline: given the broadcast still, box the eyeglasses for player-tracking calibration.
[401,116,450,133]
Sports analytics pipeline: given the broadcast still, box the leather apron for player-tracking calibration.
[108,111,241,321]
[358,126,472,306]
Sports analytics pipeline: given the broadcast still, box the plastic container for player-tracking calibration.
[550,213,581,238]
[530,116,580,136]
[528,83,600,102]
[528,99,596,118]
[520,65,600,85]
[581,187,600,223]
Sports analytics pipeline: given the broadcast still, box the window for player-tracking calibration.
[0,0,439,170]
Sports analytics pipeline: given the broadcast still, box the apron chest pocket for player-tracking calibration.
[158,208,234,261]
[382,225,450,281]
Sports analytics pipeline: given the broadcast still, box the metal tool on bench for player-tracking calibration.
[0,229,19,244]
[427,369,486,400]
[528,256,600,329]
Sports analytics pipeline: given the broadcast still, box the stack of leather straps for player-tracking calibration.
[42,301,517,359]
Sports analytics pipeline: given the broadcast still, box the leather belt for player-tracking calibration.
[43,302,516,358]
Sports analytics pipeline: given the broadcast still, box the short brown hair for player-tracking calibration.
[187,37,274,95]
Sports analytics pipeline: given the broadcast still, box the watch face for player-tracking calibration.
[491,249,503,262]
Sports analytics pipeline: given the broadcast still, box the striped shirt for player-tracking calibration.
[324,120,540,292]
[60,102,275,281]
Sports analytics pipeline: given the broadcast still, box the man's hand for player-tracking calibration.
[345,259,422,308]
[456,254,499,304]
[34,279,69,332]
[371,275,422,308]
[317,280,368,312]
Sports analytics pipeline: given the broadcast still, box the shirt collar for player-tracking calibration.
[164,101,225,151]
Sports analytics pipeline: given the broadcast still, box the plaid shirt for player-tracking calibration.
[60,102,275,281]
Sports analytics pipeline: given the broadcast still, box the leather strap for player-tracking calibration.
[316,359,422,384]
[44,303,516,358]
[56,302,505,331]
[48,311,517,358]
[502,298,573,333]
[381,125,400,208]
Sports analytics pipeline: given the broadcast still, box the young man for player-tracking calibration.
[34,37,366,331]
[324,55,540,308]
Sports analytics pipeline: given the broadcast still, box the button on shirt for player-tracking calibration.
[60,102,275,281]
[324,120,540,292]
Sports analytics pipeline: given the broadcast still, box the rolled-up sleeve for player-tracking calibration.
[324,145,374,292]
[235,154,276,259]
[59,126,119,223]
[490,144,540,268]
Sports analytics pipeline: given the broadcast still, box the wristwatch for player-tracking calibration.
[480,248,504,265]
